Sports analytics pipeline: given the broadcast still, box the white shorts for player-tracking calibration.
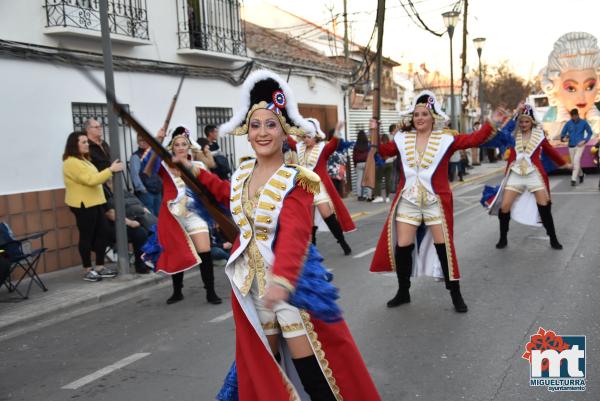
[173,212,209,235]
[313,181,332,206]
[396,198,442,226]
[505,171,545,194]
[250,279,306,339]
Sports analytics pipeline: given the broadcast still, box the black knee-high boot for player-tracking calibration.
[496,211,510,249]
[199,251,222,304]
[323,214,351,255]
[387,244,414,308]
[537,203,563,250]
[293,355,336,401]
[434,243,467,313]
[167,272,184,304]
[311,226,318,246]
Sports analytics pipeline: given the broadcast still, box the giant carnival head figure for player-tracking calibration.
[541,32,600,122]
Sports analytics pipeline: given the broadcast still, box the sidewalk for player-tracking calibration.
[0,162,503,340]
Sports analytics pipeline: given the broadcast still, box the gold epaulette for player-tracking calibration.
[442,128,459,136]
[288,164,321,195]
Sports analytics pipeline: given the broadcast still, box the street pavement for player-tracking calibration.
[1,167,599,401]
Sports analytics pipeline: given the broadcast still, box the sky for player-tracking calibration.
[245,0,600,81]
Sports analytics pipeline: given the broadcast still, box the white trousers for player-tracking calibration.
[569,146,585,181]
[250,279,306,339]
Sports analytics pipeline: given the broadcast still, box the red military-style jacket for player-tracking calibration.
[370,122,497,279]
[198,162,381,401]
[288,136,356,232]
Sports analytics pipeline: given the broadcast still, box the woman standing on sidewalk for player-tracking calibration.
[201,69,381,401]
[485,104,571,250]
[370,91,505,313]
[372,127,397,203]
[286,119,355,255]
[353,130,371,201]
[62,132,123,282]
[143,126,221,305]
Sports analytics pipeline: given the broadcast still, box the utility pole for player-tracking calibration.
[373,0,385,123]
[363,0,386,191]
[460,0,468,132]
[343,0,349,61]
[99,0,129,275]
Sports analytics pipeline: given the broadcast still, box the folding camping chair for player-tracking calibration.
[0,222,48,299]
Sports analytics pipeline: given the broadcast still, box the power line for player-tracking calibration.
[399,0,449,37]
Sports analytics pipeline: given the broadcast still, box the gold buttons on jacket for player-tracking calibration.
[256,215,272,224]
[258,201,276,211]
[263,189,282,202]
[268,179,287,190]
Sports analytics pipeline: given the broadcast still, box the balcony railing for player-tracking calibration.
[177,0,247,57]
[44,0,149,41]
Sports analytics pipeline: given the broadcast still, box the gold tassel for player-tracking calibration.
[290,164,321,195]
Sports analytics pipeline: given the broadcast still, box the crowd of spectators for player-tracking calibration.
[62,120,232,282]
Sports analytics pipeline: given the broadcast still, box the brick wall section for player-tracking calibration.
[0,189,81,273]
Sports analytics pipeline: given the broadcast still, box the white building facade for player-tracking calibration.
[0,0,350,273]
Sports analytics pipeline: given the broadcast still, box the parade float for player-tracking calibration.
[541,32,600,169]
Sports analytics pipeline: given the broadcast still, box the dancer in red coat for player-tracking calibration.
[287,120,355,255]
[370,90,504,313]
[203,69,381,401]
[486,104,571,249]
[143,126,221,305]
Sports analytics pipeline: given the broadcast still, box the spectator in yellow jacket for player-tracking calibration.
[62,132,124,282]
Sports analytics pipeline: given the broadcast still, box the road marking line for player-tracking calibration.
[209,311,233,323]
[350,211,368,219]
[352,247,376,259]
[450,167,504,188]
[529,236,549,241]
[553,191,598,195]
[62,353,150,390]
[454,202,481,217]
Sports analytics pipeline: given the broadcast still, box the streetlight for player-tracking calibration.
[473,37,486,118]
[442,10,460,129]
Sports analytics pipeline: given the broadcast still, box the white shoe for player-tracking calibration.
[372,196,384,203]
[385,197,390,203]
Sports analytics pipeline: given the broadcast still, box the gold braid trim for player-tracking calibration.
[281,323,304,333]
[232,101,306,136]
[435,195,457,281]
[300,311,343,400]
[387,196,402,271]
[289,164,321,195]
[239,156,255,163]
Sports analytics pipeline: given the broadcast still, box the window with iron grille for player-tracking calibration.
[176,0,246,56]
[196,107,235,170]
[72,102,135,188]
[44,0,149,40]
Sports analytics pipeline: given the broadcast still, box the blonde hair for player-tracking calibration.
[541,32,600,112]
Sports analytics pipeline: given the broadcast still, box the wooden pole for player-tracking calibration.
[362,0,385,191]
[343,0,349,61]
